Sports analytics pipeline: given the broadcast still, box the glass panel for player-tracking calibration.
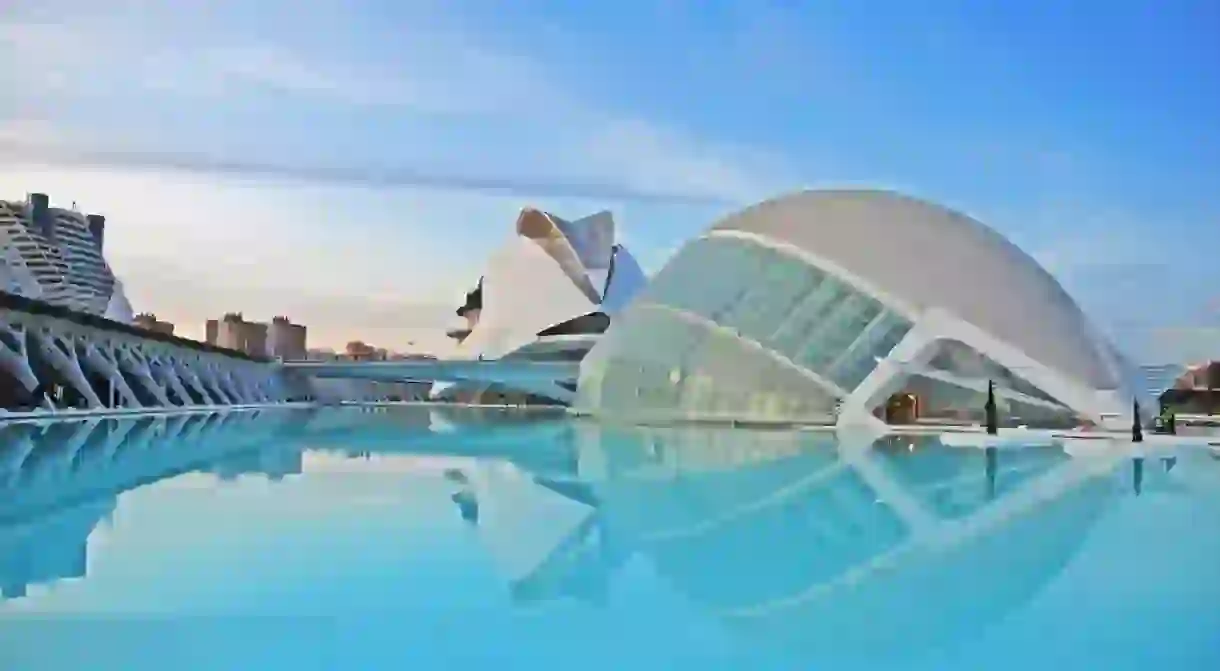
[759,263,825,348]
[792,289,865,371]
[577,301,841,422]
[637,239,699,303]
[705,241,770,323]
[770,276,851,362]
[828,312,913,389]
[719,251,818,346]
[808,296,883,374]
[581,305,707,417]
[883,373,1079,427]
[682,323,840,421]
[645,239,716,311]
[927,340,1064,406]
[577,235,923,421]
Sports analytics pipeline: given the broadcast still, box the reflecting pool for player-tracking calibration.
[1,406,1219,670]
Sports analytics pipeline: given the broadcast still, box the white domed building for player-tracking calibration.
[0,193,135,323]
[432,207,647,404]
[575,189,1145,431]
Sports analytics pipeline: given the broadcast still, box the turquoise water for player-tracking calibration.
[1,407,1219,670]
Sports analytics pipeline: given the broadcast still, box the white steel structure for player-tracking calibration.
[432,207,646,403]
[0,304,292,410]
[0,193,134,322]
[575,190,1145,431]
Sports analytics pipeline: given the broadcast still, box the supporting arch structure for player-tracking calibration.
[0,304,294,411]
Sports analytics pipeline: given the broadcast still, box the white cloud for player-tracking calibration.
[0,2,795,349]
[0,4,792,199]
[0,5,573,119]
[575,119,784,204]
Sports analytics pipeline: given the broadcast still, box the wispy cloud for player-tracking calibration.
[0,1,796,346]
[0,3,793,203]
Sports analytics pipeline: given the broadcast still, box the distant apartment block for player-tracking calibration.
[344,340,380,361]
[0,192,135,321]
[206,313,267,357]
[205,312,307,359]
[133,312,175,336]
[268,316,307,361]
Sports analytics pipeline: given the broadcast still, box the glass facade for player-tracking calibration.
[926,340,1065,406]
[897,374,1077,428]
[576,236,913,422]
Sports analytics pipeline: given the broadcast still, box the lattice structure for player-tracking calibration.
[0,305,295,411]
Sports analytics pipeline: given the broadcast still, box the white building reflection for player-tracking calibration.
[1,404,1213,669]
[460,423,1150,665]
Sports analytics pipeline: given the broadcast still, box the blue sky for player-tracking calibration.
[1,0,1217,360]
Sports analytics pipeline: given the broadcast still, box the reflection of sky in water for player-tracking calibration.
[0,408,1218,670]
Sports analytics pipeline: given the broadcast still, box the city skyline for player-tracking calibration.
[2,0,1218,361]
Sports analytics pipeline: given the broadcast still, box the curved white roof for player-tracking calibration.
[457,235,597,361]
[712,190,1119,390]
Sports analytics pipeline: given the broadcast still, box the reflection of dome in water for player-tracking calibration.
[585,427,1114,663]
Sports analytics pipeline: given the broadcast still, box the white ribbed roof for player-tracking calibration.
[712,190,1121,389]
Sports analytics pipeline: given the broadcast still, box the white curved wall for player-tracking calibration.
[458,235,597,361]
[516,209,602,303]
[713,190,1118,391]
[435,208,645,404]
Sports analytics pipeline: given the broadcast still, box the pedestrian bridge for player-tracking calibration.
[280,359,581,403]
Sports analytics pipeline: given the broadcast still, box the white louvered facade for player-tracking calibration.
[0,193,132,322]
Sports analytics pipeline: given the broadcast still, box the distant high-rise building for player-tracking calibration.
[267,316,307,361]
[205,313,306,358]
[0,193,134,322]
[133,312,175,335]
[208,312,268,357]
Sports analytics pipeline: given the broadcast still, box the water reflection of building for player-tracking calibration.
[476,425,1121,665]
[0,498,115,600]
[0,406,579,602]
[454,461,624,607]
[0,410,313,601]
[207,445,304,482]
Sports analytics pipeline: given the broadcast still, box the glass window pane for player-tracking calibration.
[793,289,864,371]
[720,253,814,345]
[828,312,912,389]
[771,276,851,362]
